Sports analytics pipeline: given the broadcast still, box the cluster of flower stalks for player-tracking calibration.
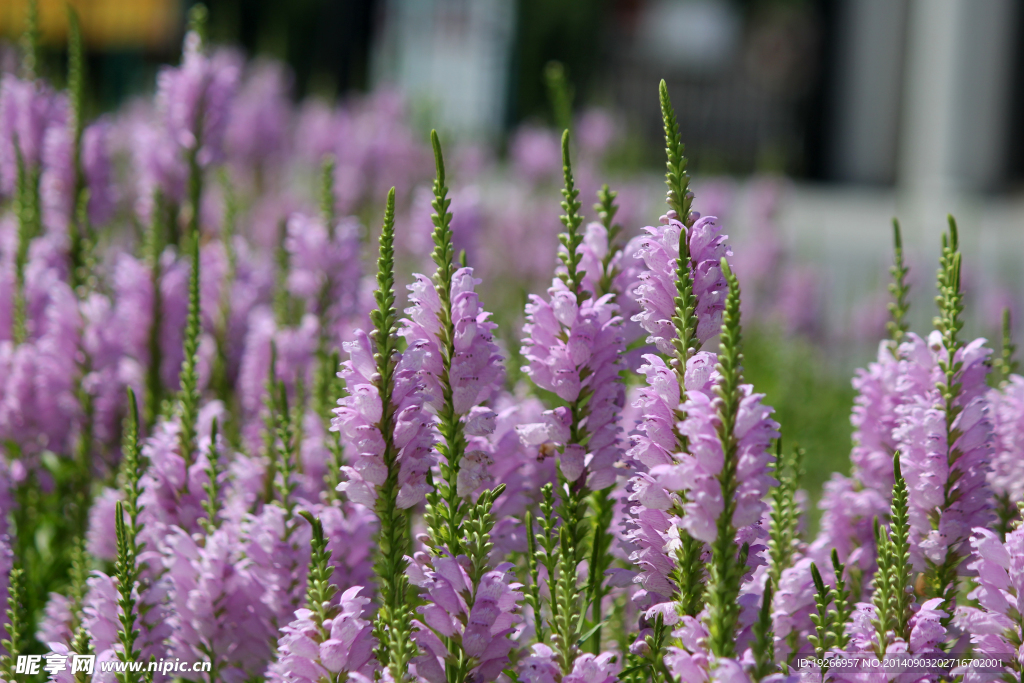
[3,7,1024,683]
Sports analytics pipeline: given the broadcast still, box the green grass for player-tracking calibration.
[742,326,856,532]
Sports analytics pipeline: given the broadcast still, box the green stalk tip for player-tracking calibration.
[561,129,572,181]
[187,3,209,49]
[431,129,445,188]
[887,218,910,347]
[557,130,586,299]
[126,387,139,437]
[658,80,691,221]
[545,61,573,133]
[21,0,38,78]
[810,562,825,595]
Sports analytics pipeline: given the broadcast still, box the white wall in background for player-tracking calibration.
[954,0,1018,191]
[636,0,742,74]
[371,0,515,142]
[899,0,1018,194]
[828,0,908,184]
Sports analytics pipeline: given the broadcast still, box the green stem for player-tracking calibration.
[144,193,167,429]
[367,189,417,682]
[704,259,747,659]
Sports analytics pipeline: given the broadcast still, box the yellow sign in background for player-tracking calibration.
[0,0,178,49]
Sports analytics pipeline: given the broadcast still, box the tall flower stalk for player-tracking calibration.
[268,512,377,683]
[519,129,626,673]
[625,82,733,632]
[333,188,427,681]
[114,392,146,683]
[695,260,778,659]
[416,130,503,556]
[896,217,994,610]
[403,132,516,683]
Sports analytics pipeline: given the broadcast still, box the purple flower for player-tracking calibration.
[136,415,215,551]
[772,267,822,338]
[39,119,115,234]
[82,121,116,225]
[224,60,291,173]
[0,77,67,195]
[675,382,779,544]
[222,451,267,527]
[628,354,685,471]
[401,267,504,415]
[662,617,711,680]
[78,567,171,681]
[318,501,377,593]
[74,253,153,445]
[406,186,483,270]
[955,527,1024,683]
[155,34,240,167]
[86,488,124,562]
[293,100,337,165]
[267,586,378,683]
[510,125,561,183]
[0,276,80,454]
[110,253,154,362]
[237,306,318,427]
[631,214,731,355]
[850,341,904,496]
[293,90,428,214]
[894,332,994,571]
[130,114,186,218]
[284,212,363,342]
[241,503,313,631]
[80,296,132,449]
[988,375,1024,503]
[626,504,678,606]
[807,474,887,574]
[579,220,649,371]
[576,108,620,159]
[197,239,268,390]
[485,393,559,557]
[408,554,522,683]
[563,651,621,683]
[80,573,120,656]
[907,598,947,653]
[156,252,190,390]
[520,281,626,490]
[332,329,435,509]
[771,558,816,659]
[37,592,72,649]
[624,352,718,606]
[40,124,73,234]
[518,644,561,683]
[163,521,276,681]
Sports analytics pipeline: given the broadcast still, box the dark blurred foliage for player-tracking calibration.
[512,0,834,178]
[1005,9,1024,184]
[19,0,835,180]
[196,0,377,98]
[15,0,378,116]
[510,0,611,125]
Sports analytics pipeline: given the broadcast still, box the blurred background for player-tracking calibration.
[6,0,1022,186]
[4,0,1024,505]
